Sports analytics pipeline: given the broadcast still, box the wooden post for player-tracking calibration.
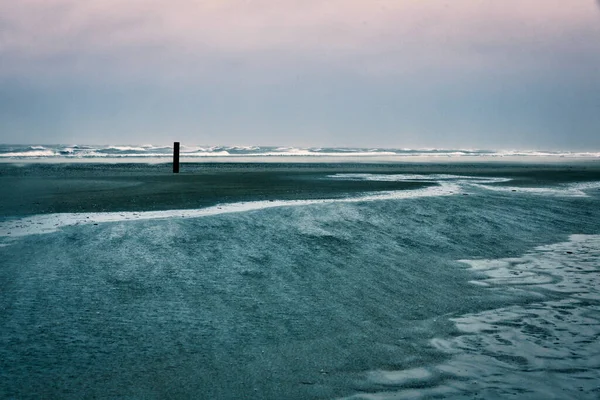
[173,142,180,173]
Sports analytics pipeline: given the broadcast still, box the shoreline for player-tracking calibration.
[2,161,600,217]
[2,161,600,230]
[2,163,600,399]
[2,155,600,165]
[0,182,459,239]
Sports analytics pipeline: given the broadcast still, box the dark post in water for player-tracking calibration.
[173,142,180,173]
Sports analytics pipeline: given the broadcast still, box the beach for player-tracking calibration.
[3,160,599,216]
[1,160,600,399]
[4,0,600,396]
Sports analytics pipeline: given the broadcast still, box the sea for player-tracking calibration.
[1,145,600,399]
[1,144,600,160]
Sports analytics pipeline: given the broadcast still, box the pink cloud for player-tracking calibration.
[1,0,599,81]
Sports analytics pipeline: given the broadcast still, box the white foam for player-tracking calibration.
[496,150,600,158]
[461,234,600,293]
[332,174,600,198]
[368,368,432,385]
[329,173,511,184]
[351,235,600,399]
[569,181,600,194]
[0,150,57,158]
[436,234,600,395]
[0,183,460,240]
[470,181,600,197]
[3,144,600,160]
[106,146,149,151]
[330,174,600,197]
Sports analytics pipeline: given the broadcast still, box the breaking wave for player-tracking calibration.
[1,144,599,160]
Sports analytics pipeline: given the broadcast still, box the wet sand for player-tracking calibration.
[1,161,600,399]
[2,161,600,217]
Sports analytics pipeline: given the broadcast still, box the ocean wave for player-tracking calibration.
[1,144,599,160]
[0,150,58,158]
[103,146,152,152]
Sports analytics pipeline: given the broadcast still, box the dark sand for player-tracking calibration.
[2,161,600,217]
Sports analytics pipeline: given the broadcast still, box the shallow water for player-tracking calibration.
[1,163,600,398]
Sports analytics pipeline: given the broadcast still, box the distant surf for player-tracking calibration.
[1,144,599,160]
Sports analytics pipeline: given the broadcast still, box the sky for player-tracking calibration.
[1,0,599,149]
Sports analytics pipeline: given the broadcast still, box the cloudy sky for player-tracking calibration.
[1,0,599,149]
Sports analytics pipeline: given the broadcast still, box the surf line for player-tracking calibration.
[0,183,461,239]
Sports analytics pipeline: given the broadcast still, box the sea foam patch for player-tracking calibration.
[470,180,600,197]
[328,173,511,184]
[460,234,600,298]
[330,173,600,197]
[0,182,460,240]
[350,235,600,399]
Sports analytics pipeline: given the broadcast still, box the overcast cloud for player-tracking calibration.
[1,0,599,149]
